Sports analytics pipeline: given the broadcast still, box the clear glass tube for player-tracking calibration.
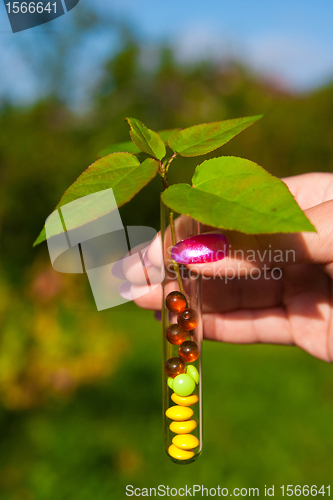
[161,198,203,464]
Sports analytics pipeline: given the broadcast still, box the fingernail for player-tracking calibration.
[118,281,132,301]
[171,233,228,264]
[142,250,152,267]
[154,310,162,322]
[112,258,127,280]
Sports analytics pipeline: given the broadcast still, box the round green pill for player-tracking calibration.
[167,377,174,390]
[173,374,196,397]
[186,365,199,385]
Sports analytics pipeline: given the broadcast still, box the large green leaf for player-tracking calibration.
[97,128,180,157]
[161,156,315,234]
[126,117,166,160]
[34,153,159,246]
[168,115,262,157]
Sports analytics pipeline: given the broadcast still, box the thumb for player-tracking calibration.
[171,200,333,279]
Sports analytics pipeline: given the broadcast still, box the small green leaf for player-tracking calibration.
[161,156,315,234]
[34,153,159,246]
[126,117,166,160]
[98,140,142,157]
[98,128,180,157]
[168,115,262,157]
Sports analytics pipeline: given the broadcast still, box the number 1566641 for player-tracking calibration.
[6,2,57,14]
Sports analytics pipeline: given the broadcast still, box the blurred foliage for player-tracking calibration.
[0,264,127,410]
[0,22,333,499]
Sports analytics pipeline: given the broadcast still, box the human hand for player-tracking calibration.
[123,172,333,362]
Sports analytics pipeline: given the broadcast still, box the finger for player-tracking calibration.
[121,251,150,285]
[203,308,292,344]
[132,283,162,309]
[115,241,150,284]
[120,239,164,285]
[146,233,163,267]
[182,200,333,277]
[201,273,282,313]
[282,173,333,210]
[203,298,332,363]
[132,271,283,312]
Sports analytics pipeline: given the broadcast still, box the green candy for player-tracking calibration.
[173,374,196,397]
[167,377,174,390]
[186,365,199,385]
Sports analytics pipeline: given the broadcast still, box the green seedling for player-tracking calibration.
[34,115,315,247]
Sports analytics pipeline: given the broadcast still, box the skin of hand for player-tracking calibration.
[124,172,333,363]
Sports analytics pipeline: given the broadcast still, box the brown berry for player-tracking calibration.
[166,324,187,345]
[166,291,187,313]
[178,340,200,362]
[177,308,198,331]
[165,357,186,378]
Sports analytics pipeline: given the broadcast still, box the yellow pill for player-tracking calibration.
[168,444,194,461]
[165,405,193,421]
[169,419,197,434]
[171,393,198,406]
[172,434,199,450]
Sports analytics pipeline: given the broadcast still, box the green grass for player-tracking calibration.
[0,302,332,499]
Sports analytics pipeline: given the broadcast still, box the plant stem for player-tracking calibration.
[169,210,185,296]
[165,152,177,174]
[159,158,185,296]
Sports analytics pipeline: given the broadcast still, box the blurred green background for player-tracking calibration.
[1,4,333,499]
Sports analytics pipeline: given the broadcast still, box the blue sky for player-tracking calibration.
[1,0,333,105]
[106,0,333,90]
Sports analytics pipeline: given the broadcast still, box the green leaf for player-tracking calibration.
[98,140,142,157]
[126,117,166,160]
[168,115,262,157]
[161,156,315,234]
[97,128,180,157]
[33,153,159,246]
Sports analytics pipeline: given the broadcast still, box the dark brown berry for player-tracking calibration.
[177,308,198,331]
[166,291,187,313]
[166,324,187,345]
[178,340,200,362]
[165,357,186,378]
